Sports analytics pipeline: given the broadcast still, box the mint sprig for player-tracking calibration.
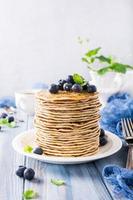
[0,118,16,128]
[51,178,65,186]
[0,118,8,125]
[24,145,33,153]
[96,55,112,64]
[7,121,16,128]
[85,47,101,57]
[82,47,133,75]
[73,74,86,85]
[23,189,37,199]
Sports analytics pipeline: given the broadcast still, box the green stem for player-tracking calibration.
[87,66,97,72]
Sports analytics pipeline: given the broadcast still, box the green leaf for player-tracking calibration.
[73,74,85,85]
[85,47,101,57]
[90,57,95,63]
[0,118,8,125]
[24,145,33,153]
[7,121,16,128]
[97,67,111,75]
[23,189,37,199]
[97,63,132,75]
[82,57,89,63]
[51,179,65,186]
[96,55,111,64]
[110,63,127,73]
[126,65,133,70]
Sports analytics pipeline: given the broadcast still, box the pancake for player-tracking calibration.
[34,91,101,157]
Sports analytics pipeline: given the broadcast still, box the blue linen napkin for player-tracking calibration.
[100,92,133,137]
[0,82,48,108]
[101,92,133,199]
[103,165,133,199]
[0,96,16,108]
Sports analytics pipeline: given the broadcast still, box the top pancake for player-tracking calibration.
[36,90,99,102]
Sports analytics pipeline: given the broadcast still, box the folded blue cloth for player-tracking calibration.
[100,92,133,137]
[103,165,133,199]
[0,96,16,108]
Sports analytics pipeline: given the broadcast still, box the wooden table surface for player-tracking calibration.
[0,116,128,200]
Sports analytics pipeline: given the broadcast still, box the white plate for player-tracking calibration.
[12,129,122,164]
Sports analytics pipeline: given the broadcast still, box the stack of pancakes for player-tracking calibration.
[34,91,101,157]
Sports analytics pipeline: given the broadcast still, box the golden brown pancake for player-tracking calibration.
[34,91,101,157]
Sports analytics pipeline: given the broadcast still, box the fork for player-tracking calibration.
[121,118,133,169]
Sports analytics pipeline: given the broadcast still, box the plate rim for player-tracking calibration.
[12,129,122,164]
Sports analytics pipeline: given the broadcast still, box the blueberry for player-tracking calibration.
[99,136,107,146]
[87,85,97,93]
[24,168,35,180]
[19,165,25,168]
[58,80,66,90]
[8,116,14,123]
[16,166,27,178]
[82,82,89,91]
[49,84,59,94]
[72,84,83,93]
[1,113,8,118]
[63,83,72,91]
[100,129,105,137]
[66,75,74,84]
[33,147,43,155]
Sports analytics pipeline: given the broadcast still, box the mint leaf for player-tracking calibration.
[24,145,33,153]
[110,63,127,73]
[23,189,37,199]
[51,179,65,186]
[82,57,89,63]
[0,118,8,125]
[85,47,101,57]
[90,57,95,63]
[7,121,16,128]
[73,74,85,85]
[97,63,131,75]
[126,65,133,70]
[96,55,112,64]
[97,67,111,75]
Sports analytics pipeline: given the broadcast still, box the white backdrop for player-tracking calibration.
[0,0,132,96]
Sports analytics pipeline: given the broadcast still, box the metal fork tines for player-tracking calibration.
[121,118,133,169]
[121,118,133,139]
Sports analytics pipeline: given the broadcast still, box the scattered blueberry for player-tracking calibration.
[49,84,59,94]
[63,83,72,91]
[72,84,83,93]
[100,129,105,137]
[66,75,75,84]
[8,116,15,123]
[99,136,107,146]
[82,82,89,91]
[19,165,25,168]
[24,168,35,180]
[1,113,8,118]
[16,166,27,178]
[58,80,66,90]
[87,85,97,93]
[33,147,43,155]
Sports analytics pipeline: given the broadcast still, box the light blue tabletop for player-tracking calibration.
[0,116,127,200]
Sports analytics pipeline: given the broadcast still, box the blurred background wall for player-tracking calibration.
[0,0,132,96]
